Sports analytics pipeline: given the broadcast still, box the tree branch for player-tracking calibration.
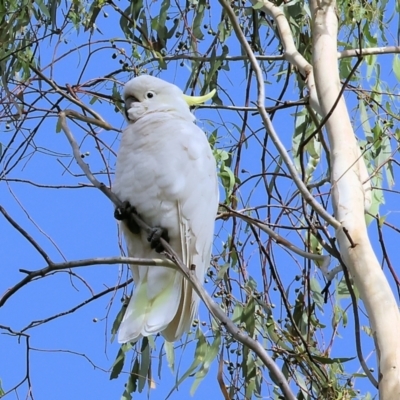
[338,45,400,59]
[0,257,175,307]
[250,0,321,114]
[0,205,54,266]
[21,278,134,332]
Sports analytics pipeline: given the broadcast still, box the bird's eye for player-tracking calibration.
[146,91,154,99]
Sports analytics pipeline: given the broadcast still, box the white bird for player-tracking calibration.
[113,75,219,343]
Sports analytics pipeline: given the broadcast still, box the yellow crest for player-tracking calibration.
[182,89,216,106]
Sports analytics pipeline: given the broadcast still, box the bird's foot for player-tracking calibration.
[114,201,140,234]
[147,226,170,253]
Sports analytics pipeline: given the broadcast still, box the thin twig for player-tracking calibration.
[63,109,118,132]
[0,205,54,266]
[21,278,133,332]
[217,347,230,400]
[336,252,379,387]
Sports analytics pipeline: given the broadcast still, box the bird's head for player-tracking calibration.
[123,75,215,123]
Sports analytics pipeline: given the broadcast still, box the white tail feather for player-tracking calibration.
[118,272,182,343]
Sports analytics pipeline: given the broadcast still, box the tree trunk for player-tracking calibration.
[310,0,400,397]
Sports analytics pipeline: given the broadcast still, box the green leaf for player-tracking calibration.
[219,164,236,199]
[242,297,256,337]
[111,302,127,343]
[166,18,179,39]
[120,390,132,400]
[217,20,231,43]
[336,277,350,300]
[190,330,221,395]
[110,343,132,380]
[312,355,355,364]
[359,99,372,142]
[365,54,377,81]
[393,55,400,82]
[252,1,264,9]
[362,325,373,337]
[34,0,50,18]
[138,338,150,392]
[165,328,206,399]
[123,358,140,397]
[119,1,143,41]
[310,278,324,311]
[85,0,105,31]
[232,303,244,324]
[112,81,124,114]
[245,377,256,398]
[164,340,175,372]
[157,0,170,35]
[55,116,62,133]
[192,0,206,39]
[215,263,229,283]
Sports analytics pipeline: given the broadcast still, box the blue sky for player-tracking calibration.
[1,1,400,399]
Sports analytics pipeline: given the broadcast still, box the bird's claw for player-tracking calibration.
[147,226,170,253]
[114,201,140,234]
[114,200,132,220]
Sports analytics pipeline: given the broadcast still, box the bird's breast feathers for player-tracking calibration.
[113,112,217,229]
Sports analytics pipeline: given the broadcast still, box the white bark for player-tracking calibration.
[249,0,322,115]
[309,0,400,397]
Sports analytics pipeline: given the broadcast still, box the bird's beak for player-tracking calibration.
[124,96,139,120]
[124,105,131,120]
[182,89,216,106]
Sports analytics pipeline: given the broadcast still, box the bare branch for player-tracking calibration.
[63,109,119,132]
[249,0,321,114]
[0,205,53,266]
[0,257,175,307]
[338,45,400,59]
[21,279,133,332]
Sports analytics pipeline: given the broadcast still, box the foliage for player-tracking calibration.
[1,0,400,399]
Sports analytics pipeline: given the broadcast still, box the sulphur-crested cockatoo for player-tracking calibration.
[113,75,219,343]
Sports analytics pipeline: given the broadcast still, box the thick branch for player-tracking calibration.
[338,45,400,59]
[249,0,321,114]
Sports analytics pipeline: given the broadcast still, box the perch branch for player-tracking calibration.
[59,112,297,400]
